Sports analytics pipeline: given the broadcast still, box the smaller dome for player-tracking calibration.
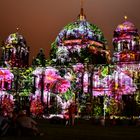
[2,32,29,67]
[115,21,136,32]
[112,18,140,64]
[5,32,26,46]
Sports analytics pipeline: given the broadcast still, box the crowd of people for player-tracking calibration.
[0,108,44,137]
[1,97,140,137]
[0,99,78,137]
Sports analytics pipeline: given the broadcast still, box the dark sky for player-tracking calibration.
[0,0,140,64]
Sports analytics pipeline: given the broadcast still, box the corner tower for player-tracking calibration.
[113,16,140,64]
[1,28,29,67]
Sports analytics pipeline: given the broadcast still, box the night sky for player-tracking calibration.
[0,0,140,64]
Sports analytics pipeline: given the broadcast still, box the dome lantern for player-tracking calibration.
[78,0,86,21]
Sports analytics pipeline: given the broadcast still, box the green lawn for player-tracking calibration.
[1,119,140,140]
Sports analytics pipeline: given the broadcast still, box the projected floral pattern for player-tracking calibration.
[0,91,14,117]
[0,68,14,90]
[50,17,109,65]
[113,20,140,63]
[2,32,29,67]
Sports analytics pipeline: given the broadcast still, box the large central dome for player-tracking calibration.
[56,17,106,47]
[50,9,109,65]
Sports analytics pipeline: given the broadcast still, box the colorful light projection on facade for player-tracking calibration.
[113,16,140,64]
[1,30,29,67]
[31,64,137,104]
[72,64,137,97]
[0,68,14,116]
[30,67,71,104]
[29,63,138,116]
[50,8,110,65]
[0,68,14,90]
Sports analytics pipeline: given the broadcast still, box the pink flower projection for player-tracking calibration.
[83,72,89,93]
[0,68,14,90]
[44,68,59,84]
[0,69,14,80]
[55,78,71,94]
[73,65,137,97]
[44,68,70,93]
[112,70,136,95]
[30,95,44,116]
[33,65,137,98]
[0,91,14,117]
[92,66,137,97]
[92,73,112,97]
[72,63,84,73]
[33,67,71,94]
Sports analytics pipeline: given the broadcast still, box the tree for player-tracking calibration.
[32,49,46,67]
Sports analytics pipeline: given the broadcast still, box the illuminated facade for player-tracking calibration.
[50,8,110,65]
[1,30,29,67]
[113,17,140,64]
[0,12,140,118]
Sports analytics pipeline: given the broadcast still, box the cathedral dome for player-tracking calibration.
[56,17,106,47]
[112,17,140,64]
[115,21,136,32]
[54,5,107,49]
[113,17,139,42]
[5,32,27,47]
[2,30,29,67]
[50,7,110,65]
